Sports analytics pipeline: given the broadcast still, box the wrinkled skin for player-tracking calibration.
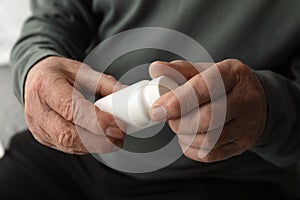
[149,59,267,163]
[24,56,126,154]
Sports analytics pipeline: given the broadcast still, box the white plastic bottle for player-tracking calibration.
[94,76,178,134]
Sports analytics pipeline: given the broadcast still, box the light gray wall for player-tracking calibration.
[0,0,30,150]
[0,0,31,65]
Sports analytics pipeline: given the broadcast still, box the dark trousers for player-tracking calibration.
[0,130,292,200]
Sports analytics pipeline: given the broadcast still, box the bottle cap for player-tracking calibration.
[144,76,179,110]
[128,76,178,128]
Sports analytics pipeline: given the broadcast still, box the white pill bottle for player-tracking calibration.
[95,76,178,134]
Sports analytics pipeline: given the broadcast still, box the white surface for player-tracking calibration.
[0,0,30,150]
[0,0,31,65]
[95,76,178,134]
[0,141,4,159]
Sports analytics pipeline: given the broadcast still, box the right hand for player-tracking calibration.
[24,56,126,154]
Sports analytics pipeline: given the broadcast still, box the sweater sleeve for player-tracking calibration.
[10,0,98,104]
[250,56,300,167]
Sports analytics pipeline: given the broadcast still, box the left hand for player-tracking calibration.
[149,59,267,163]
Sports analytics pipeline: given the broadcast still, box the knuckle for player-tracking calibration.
[165,100,181,117]
[33,72,46,90]
[203,137,216,150]
[238,64,251,76]
[105,74,117,83]
[33,73,53,98]
[180,135,196,146]
[224,59,242,67]
[222,59,246,74]
[229,60,250,76]
[194,74,209,98]
[247,89,261,104]
[228,58,241,64]
[178,139,188,151]
[52,80,77,122]
[199,114,210,133]
[194,134,204,146]
[183,150,201,162]
[183,151,192,159]
[58,126,78,148]
[201,103,211,116]
[59,97,74,121]
[168,119,179,133]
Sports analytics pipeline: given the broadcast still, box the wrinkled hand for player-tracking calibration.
[24,56,126,154]
[149,59,267,162]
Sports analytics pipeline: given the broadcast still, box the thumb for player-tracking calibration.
[96,73,126,96]
[74,64,125,97]
[149,78,199,122]
[149,60,211,121]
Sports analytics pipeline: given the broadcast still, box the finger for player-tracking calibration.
[170,60,213,74]
[36,123,88,155]
[72,97,126,136]
[76,64,125,96]
[178,119,240,150]
[37,109,124,154]
[149,60,217,84]
[27,111,88,154]
[61,61,125,96]
[168,108,201,135]
[169,91,238,134]
[150,63,236,121]
[75,125,124,154]
[48,100,125,139]
[24,97,57,148]
[179,140,244,163]
[149,78,199,121]
[149,61,198,85]
[199,142,245,163]
[44,79,126,136]
[96,73,126,95]
[149,60,214,82]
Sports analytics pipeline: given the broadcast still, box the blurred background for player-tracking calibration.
[0,0,30,154]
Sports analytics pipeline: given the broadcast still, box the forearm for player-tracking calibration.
[251,67,300,167]
[10,0,97,104]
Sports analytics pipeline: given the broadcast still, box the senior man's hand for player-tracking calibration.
[24,56,126,154]
[149,59,267,163]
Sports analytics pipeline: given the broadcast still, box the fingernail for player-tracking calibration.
[115,119,127,132]
[150,105,167,121]
[105,127,125,139]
